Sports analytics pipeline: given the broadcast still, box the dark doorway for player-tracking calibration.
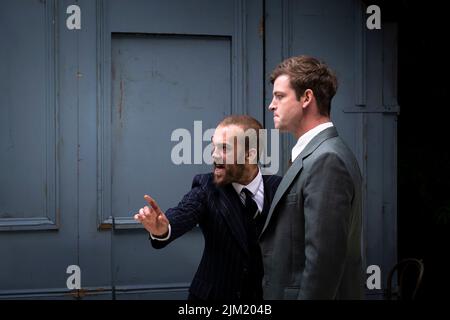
[383,0,450,299]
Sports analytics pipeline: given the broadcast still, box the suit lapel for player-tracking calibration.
[261,175,277,213]
[259,127,338,237]
[259,158,304,237]
[215,184,249,256]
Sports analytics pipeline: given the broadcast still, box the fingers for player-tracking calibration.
[144,195,163,216]
[134,195,165,230]
[134,206,156,223]
[134,208,144,221]
[157,212,169,225]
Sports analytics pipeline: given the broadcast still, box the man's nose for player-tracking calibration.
[212,148,223,163]
[212,147,219,160]
[268,98,276,111]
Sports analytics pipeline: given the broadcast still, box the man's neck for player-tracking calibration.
[294,116,330,140]
[238,165,259,185]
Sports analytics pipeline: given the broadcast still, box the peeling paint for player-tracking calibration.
[119,79,124,121]
[99,222,112,230]
[258,17,264,37]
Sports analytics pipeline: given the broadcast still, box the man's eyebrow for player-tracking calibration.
[211,136,229,144]
[211,140,232,148]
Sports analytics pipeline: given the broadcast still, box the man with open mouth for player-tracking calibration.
[135,115,281,301]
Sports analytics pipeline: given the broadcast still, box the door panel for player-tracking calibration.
[110,34,230,221]
[0,0,57,230]
[0,0,77,297]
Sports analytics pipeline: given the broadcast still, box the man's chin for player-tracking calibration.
[275,124,287,132]
[274,122,283,130]
[273,118,280,128]
[214,179,226,186]
[213,172,228,186]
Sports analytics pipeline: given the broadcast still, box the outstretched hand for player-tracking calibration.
[134,195,169,237]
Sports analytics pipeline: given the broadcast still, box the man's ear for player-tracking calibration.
[246,148,258,165]
[301,89,314,109]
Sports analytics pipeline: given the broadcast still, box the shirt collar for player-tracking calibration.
[291,122,334,162]
[232,167,262,196]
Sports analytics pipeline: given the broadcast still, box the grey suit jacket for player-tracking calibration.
[259,126,364,300]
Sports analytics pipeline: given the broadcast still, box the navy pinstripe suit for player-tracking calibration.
[151,173,281,300]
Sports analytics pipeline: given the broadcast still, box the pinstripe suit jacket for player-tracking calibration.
[151,173,281,300]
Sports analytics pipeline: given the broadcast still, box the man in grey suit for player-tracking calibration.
[260,55,364,299]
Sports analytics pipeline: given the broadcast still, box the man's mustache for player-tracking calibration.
[214,162,226,168]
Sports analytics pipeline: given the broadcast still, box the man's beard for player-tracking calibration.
[213,162,246,186]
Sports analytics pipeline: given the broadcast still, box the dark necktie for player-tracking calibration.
[240,188,264,300]
[240,188,259,219]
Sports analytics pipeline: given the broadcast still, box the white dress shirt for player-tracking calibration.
[291,122,334,162]
[232,167,264,212]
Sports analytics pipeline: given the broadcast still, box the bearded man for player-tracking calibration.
[134,115,281,301]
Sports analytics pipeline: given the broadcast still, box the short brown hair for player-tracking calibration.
[270,55,338,116]
[218,115,263,162]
